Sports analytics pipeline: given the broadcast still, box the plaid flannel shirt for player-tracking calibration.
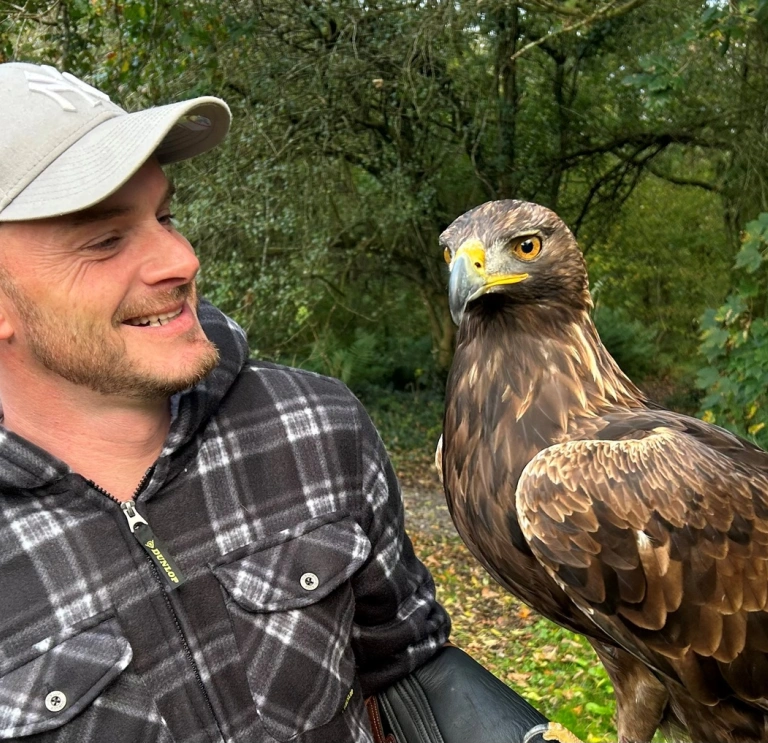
[0,302,450,743]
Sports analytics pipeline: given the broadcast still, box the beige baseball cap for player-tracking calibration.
[0,62,231,221]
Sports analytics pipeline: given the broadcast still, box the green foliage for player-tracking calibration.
[586,176,730,374]
[304,329,381,389]
[301,329,438,393]
[4,0,768,412]
[360,388,444,481]
[593,304,657,381]
[698,214,768,447]
[4,0,739,385]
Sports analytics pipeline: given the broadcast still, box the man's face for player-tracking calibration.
[0,159,219,400]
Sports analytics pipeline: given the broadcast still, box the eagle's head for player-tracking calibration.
[440,200,590,326]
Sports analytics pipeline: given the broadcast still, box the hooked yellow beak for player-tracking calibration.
[448,239,528,325]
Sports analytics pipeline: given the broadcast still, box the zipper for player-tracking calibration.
[88,475,220,735]
[88,476,187,590]
[147,553,221,734]
[89,472,185,589]
[120,500,187,589]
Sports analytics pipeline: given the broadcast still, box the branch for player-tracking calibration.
[304,274,375,322]
[520,0,583,17]
[573,142,664,237]
[560,130,724,167]
[605,146,723,193]
[511,0,650,61]
[645,164,722,193]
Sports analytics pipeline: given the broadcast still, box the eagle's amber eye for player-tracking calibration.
[513,236,542,261]
[443,247,451,264]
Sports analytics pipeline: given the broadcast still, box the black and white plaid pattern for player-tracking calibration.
[0,302,450,742]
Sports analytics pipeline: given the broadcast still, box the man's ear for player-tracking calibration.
[0,240,18,341]
[0,247,17,341]
[0,272,17,342]
[0,298,16,341]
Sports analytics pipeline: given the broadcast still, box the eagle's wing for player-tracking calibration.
[516,422,768,705]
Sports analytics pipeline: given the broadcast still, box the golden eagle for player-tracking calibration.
[440,200,768,743]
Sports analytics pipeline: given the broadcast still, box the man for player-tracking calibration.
[0,61,452,742]
[0,62,569,743]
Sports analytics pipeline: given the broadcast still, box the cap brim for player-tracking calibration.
[0,96,230,221]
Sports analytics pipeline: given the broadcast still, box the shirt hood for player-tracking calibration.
[163,300,250,455]
[0,300,250,493]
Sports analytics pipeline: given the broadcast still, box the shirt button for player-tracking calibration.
[45,691,67,712]
[300,572,319,591]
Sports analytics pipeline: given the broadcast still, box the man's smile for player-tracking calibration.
[123,305,184,327]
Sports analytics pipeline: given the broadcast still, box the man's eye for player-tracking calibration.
[158,213,176,227]
[86,236,121,252]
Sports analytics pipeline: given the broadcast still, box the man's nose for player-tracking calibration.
[138,223,200,287]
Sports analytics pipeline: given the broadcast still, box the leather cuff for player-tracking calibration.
[365,646,583,743]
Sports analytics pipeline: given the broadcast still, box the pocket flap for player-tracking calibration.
[211,513,371,612]
[0,613,133,738]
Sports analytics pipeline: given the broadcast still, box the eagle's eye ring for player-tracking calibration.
[513,236,542,261]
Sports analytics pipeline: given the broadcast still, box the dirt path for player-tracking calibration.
[400,485,456,538]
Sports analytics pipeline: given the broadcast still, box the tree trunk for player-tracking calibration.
[494,3,520,196]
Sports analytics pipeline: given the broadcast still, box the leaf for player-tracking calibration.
[757,0,768,27]
[696,367,720,389]
[735,242,765,273]
[702,326,730,350]
[700,6,723,26]
[621,73,648,88]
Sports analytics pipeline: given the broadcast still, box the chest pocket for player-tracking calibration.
[211,512,371,742]
[0,612,172,742]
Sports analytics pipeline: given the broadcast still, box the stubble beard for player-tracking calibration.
[3,280,220,400]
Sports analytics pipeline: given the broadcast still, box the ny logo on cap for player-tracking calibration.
[25,65,110,112]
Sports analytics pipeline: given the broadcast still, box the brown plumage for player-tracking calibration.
[440,200,768,743]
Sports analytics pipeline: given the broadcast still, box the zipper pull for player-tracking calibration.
[121,501,187,590]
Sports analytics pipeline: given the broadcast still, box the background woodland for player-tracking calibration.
[4,2,768,738]
[3,0,768,447]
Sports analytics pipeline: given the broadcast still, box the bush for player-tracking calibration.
[299,327,441,393]
[592,304,658,382]
[697,214,768,448]
[357,387,445,485]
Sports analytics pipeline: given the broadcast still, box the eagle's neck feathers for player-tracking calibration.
[447,301,646,496]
